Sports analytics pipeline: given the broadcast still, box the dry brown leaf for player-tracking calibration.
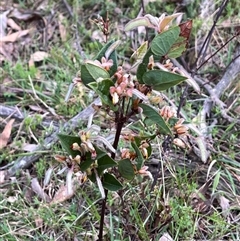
[58,13,67,42]
[219,196,230,217]
[50,171,87,205]
[159,232,173,241]
[9,8,42,21]
[0,42,14,61]
[0,29,30,43]
[35,217,43,228]
[0,170,6,184]
[0,119,15,149]
[29,51,49,67]
[50,184,74,205]
[7,18,21,31]
[6,196,18,203]
[0,10,9,38]
[31,178,51,202]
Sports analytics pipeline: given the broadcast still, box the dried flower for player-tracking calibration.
[160,106,176,121]
[147,55,155,70]
[97,57,113,71]
[139,141,149,159]
[173,138,187,149]
[110,71,135,104]
[173,137,191,150]
[174,118,188,136]
[55,154,81,171]
[137,166,153,181]
[77,127,115,158]
[86,57,113,71]
[144,13,183,33]
[121,148,136,160]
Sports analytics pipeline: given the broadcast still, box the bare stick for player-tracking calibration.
[193,0,230,70]
[5,98,101,177]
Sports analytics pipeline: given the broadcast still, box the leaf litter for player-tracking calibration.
[0,118,15,149]
[0,1,240,240]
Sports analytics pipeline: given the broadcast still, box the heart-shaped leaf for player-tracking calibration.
[88,79,117,111]
[97,155,117,175]
[139,103,172,135]
[167,36,187,58]
[81,62,110,86]
[118,159,135,180]
[95,40,118,76]
[79,156,95,172]
[58,134,82,157]
[142,70,186,91]
[136,48,154,83]
[102,173,123,191]
[151,26,180,56]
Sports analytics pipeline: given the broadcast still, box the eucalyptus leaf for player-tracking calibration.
[124,17,152,31]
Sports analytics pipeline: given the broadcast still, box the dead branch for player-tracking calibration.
[3,98,101,177]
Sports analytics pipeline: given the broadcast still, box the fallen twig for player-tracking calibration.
[4,98,101,177]
[0,104,58,129]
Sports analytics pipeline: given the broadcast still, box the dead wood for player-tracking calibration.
[1,98,101,177]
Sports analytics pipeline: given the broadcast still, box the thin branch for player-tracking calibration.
[196,33,239,71]
[192,0,230,71]
[5,98,101,177]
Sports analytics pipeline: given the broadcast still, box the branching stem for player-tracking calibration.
[97,106,125,241]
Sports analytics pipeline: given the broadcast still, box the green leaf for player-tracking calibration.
[142,70,186,91]
[58,134,81,157]
[102,173,123,191]
[81,62,110,86]
[79,156,95,172]
[151,26,180,56]
[97,155,117,175]
[95,40,118,76]
[212,169,221,194]
[88,79,117,111]
[118,159,135,180]
[167,36,187,58]
[136,48,153,83]
[130,41,148,64]
[80,145,110,172]
[134,136,152,159]
[131,141,145,170]
[139,103,172,135]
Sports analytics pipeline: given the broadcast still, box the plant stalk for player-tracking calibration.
[97,110,125,241]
